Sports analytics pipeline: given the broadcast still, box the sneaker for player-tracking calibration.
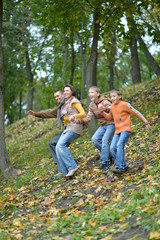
[102,163,110,174]
[66,167,78,177]
[54,172,63,179]
[112,166,128,174]
[109,157,115,166]
[54,172,63,177]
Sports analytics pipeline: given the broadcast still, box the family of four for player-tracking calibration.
[28,84,151,177]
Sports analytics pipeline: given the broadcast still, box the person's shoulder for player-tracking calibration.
[119,100,128,105]
[71,97,80,104]
[89,101,96,109]
[99,95,111,103]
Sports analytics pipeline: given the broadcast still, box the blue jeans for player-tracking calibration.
[92,124,115,164]
[110,131,131,169]
[55,130,80,175]
[48,132,62,172]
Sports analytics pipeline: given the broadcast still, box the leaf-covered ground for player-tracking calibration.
[0,79,160,240]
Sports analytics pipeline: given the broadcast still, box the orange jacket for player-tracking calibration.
[101,100,149,134]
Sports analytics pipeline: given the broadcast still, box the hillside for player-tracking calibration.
[0,78,160,240]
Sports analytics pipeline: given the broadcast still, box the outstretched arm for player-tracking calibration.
[125,103,151,131]
[27,108,58,118]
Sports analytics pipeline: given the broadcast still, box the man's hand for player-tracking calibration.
[146,124,151,131]
[27,110,36,116]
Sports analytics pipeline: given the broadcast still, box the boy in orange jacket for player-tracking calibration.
[100,89,151,174]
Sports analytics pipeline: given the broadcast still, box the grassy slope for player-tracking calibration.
[0,79,159,240]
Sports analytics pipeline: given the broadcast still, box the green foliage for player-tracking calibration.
[3,0,160,124]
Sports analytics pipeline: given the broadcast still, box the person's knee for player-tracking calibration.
[102,137,110,145]
[48,141,52,148]
[117,139,125,148]
[48,140,56,150]
[56,142,64,153]
[92,135,97,145]
[110,143,116,153]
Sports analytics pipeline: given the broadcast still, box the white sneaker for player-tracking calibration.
[54,172,63,178]
[66,167,78,177]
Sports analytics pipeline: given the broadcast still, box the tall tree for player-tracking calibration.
[136,33,160,76]
[86,8,100,92]
[70,31,75,85]
[86,6,101,135]
[130,37,141,84]
[76,31,87,99]
[126,2,160,77]
[108,33,117,90]
[0,0,17,178]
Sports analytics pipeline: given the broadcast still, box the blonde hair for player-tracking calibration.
[89,86,101,95]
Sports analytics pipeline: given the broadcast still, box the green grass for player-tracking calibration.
[0,78,159,239]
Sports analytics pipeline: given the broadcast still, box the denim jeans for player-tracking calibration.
[110,131,131,169]
[55,130,80,175]
[92,124,115,164]
[48,132,62,172]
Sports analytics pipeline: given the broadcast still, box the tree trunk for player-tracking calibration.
[25,48,34,111]
[76,31,86,100]
[109,61,114,90]
[130,37,141,84]
[109,33,117,90]
[86,9,100,92]
[0,0,17,179]
[136,34,160,76]
[62,35,68,84]
[86,8,100,136]
[70,33,75,85]
[19,89,22,119]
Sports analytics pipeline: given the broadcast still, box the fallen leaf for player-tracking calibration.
[149,231,160,239]
[101,235,113,240]
[17,169,22,175]
[41,197,51,206]
[88,219,97,227]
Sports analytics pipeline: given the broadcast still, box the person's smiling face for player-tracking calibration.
[88,89,100,103]
[110,92,121,104]
[54,91,63,103]
[64,87,72,100]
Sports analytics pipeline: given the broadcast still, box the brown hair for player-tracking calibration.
[110,89,122,100]
[63,84,76,96]
[54,90,63,95]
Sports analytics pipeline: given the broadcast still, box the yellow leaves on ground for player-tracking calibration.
[17,169,22,175]
[112,192,122,202]
[149,231,160,239]
[99,226,110,231]
[101,235,113,240]
[1,79,160,239]
[3,187,12,192]
[74,199,86,208]
[12,219,24,229]
[88,219,97,227]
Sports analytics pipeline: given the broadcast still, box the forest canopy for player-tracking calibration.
[2,0,160,124]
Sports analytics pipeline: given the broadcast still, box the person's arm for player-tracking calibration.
[71,102,86,118]
[125,103,151,130]
[100,109,113,121]
[27,108,58,118]
[71,105,93,124]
